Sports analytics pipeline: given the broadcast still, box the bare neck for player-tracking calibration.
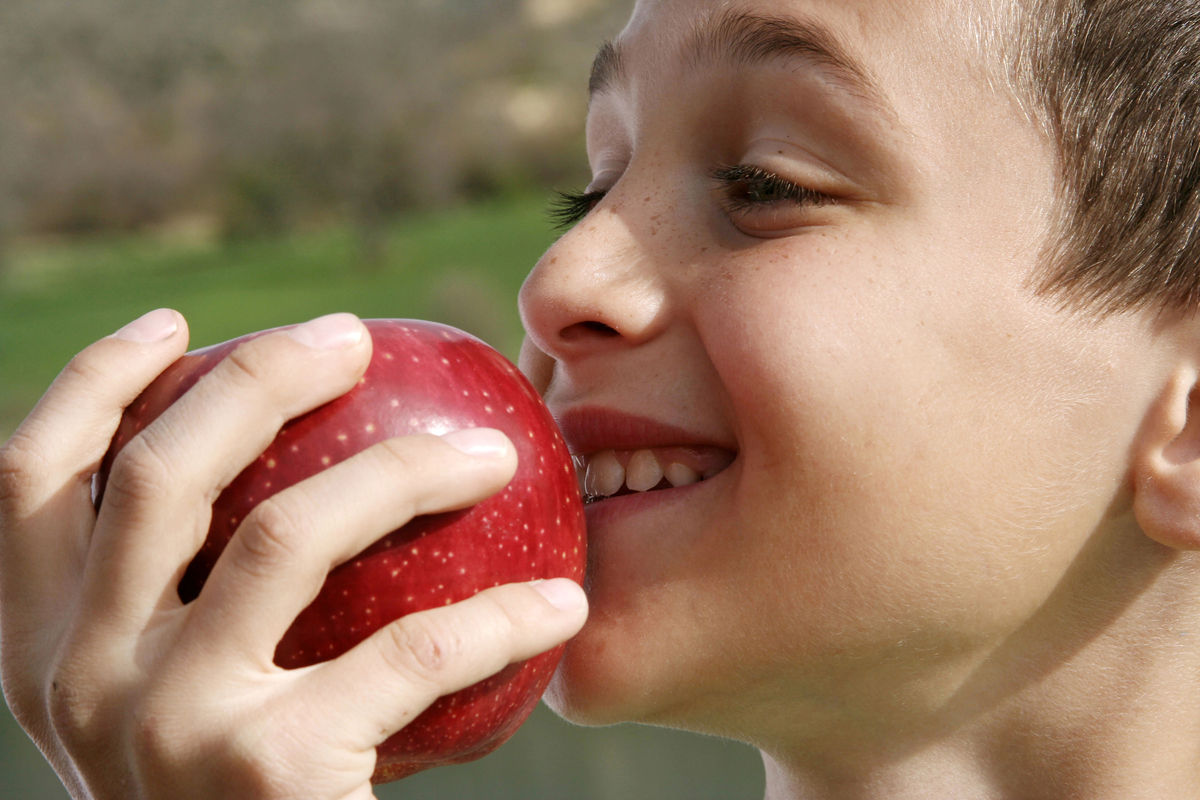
[758,545,1200,800]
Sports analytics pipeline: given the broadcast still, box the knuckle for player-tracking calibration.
[219,709,350,799]
[59,347,110,391]
[229,708,333,798]
[220,344,273,393]
[235,496,313,576]
[2,669,50,743]
[377,616,468,689]
[46,665,108,759]
[473,591,522,641]
[132,697,251,796]
[377,437,425,479]
[133,686,288,798]
[0,431,45,516]
[129,697,176,768]
[200,342,292,430]
[374,438,437,515]
[100,433,175,510]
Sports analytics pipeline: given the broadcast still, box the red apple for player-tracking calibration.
[95,319,586,783]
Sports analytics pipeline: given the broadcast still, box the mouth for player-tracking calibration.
[555,405,738,505]
[571,446,735,504]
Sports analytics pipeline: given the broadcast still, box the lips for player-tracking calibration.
[555,407,737,505]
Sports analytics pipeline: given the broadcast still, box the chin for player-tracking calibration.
[539,609,726,733]
[540,629,655,727]
[538,600,702,728]
[541,667,613,727]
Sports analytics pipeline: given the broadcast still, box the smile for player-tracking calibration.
[572,447,736,503]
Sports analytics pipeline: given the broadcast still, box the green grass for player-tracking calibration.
[0,195,561,440]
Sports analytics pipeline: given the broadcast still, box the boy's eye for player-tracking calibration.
[548,188,608,230]
[712,164,835,215]
[548,165,837,233]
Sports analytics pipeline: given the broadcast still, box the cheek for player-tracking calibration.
[703,241,1139,642]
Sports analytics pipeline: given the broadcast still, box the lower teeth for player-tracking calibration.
[584,476,694,504]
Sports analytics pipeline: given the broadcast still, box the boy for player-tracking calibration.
[4,0,1200,797]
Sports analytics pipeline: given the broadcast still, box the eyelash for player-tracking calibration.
[711,164,836,215]
[548,188,606,230]
[547,165,835,230]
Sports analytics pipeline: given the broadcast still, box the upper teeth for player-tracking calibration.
[626,449,664,492]
[572,447,732,501]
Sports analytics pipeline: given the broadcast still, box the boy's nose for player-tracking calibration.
[518,199,670,364]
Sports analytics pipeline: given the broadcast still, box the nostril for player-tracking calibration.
[561,320,620,340]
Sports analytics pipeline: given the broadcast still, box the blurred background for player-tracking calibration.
[0,0,767,797]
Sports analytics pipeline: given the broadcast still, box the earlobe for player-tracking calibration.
[1134,368,1200,550]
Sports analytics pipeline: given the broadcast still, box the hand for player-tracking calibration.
[0,310,588,800]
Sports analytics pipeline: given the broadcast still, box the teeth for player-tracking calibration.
[574,455,587,495]
[626,450,664,492]
[585,450,624,497]
[663,462,700,487]
[575,447,731,500]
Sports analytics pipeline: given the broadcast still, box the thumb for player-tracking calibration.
[297,578,587,748]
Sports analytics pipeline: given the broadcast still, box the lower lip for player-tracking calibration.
[582,471,722,531]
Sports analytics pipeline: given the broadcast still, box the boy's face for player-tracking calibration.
[519,0,1163,741]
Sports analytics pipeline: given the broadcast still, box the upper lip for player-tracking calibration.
[554,405,736,455]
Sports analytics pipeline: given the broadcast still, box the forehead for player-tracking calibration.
[588,0,1038,202]
[620,0,997,50]
[602,0,1014,121]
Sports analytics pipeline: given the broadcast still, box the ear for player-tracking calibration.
[1134,366,1200,550]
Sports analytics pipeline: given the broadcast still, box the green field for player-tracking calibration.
[0,196,765,799]
[0,195,556,439]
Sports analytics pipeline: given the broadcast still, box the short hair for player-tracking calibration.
[1015,0,1200,316]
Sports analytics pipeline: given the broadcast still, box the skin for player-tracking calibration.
[519,0,1200,796]
[5,0,1200,798]
[0,312,587,799]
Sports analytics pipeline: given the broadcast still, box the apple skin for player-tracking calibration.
[95,319,586,783]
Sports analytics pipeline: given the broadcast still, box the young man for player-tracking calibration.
[4,0,1200,797]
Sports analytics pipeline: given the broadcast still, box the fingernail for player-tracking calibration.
[530,579,587,612]
[286,313,363,350]
[112,309,178,343]
[439,427,511,458]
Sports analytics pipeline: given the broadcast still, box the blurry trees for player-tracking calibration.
[0,0,631,255]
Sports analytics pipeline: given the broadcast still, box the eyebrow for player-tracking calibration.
[589,40,624,97]
[588,8,896,122]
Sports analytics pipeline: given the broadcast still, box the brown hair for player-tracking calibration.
[1018,0,1200,315]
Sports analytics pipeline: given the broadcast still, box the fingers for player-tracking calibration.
[0,309,187,524]
[298,579,587,752]
[189,430,518,661]
[1,310,576,800]
[85,313,373,629]
[0,310,191,771]
[0,310,188,613]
